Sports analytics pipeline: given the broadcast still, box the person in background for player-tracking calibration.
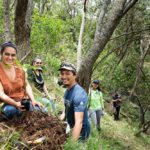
[88,80,104,132]
[0,41,41,119]
[59,62,90,141]
[27,58,56,113]
[112,93,121,120]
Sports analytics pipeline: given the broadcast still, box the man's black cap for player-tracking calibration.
[59,62,76,73]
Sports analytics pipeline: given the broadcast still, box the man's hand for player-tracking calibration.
[72,112,83,140]
[59,111,65,121]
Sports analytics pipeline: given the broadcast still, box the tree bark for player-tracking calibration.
[14,0,32,60]
[3,0,12,41]
[130,35,150,98]
[77,0,138,92]
[77,0,87,71]
[40,0,47,16]
[129,35,150,127]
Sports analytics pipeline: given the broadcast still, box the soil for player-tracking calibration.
[0,111,68,150]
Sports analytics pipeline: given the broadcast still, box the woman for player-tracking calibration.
[27,58,56,113]
[0,41,40,119]
[27,58,49,96]
[88,80,104,132]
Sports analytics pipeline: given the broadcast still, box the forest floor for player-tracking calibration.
[64,109,150,150]
[0,80,149,150]
[99,113,150,150]
[0,111,67,150]
[0,108,150,150]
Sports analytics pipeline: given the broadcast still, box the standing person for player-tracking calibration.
[59,62,90,141]
[27,58,56,113]
[0,41,41,119]
[112,93,121,120]
[88,80,104,132]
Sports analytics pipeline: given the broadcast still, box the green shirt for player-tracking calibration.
[88,89,104,110]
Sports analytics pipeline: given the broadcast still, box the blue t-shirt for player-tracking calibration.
[64,84,90,140]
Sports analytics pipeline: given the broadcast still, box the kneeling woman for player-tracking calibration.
[0,41,41,119]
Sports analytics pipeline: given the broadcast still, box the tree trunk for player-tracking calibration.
[14,0,32,60]
[77,0,87,71]
[3,0,11,41]
[77,0,138,92]
[130,35,150,98]
[130,35,150,128]
[40,0,47,16]
[139,105,145,127]
[135,121,150,136]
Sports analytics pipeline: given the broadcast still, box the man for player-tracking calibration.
[59,62,90,141]
[112,93,122,120]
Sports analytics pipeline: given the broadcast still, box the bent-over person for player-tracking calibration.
[59,62,90,141]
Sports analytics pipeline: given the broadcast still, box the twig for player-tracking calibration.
[110,28,150,41]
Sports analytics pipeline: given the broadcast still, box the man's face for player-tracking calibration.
[60,70,76,88]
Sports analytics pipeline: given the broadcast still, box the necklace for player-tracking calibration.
[33,70,44,84]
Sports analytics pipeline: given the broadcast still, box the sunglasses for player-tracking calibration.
[35,62,42,64]
[4,52,16,57]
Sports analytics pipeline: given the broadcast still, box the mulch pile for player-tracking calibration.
[0,111,68,150]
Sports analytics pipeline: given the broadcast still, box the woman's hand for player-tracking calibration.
[42,92,47,97]
[15,101,26,111]
[32,100,43,107]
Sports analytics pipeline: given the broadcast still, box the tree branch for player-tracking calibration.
[95,0,111,35]
[110,28,150,41]
[10,0,16,10]
[123,0,138,14]
[93,36,141,71]
[84,0,88,12]
[129,36,150,99]
[20,49,32,63]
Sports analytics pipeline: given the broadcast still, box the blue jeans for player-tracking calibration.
[88,108,103,129]
[40,97,56,113]
[2,102,41,119]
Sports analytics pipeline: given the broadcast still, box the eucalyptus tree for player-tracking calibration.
[77,0,87,71]
[14,0,32,60]
[77,0,139,92]
[3,0,11,41]
[91,0,150,132]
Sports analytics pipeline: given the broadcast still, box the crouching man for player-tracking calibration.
[59,62,90,141]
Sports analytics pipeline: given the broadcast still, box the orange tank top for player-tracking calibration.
[0,63,27,101]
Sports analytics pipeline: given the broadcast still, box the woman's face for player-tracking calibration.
[1,47,17,66]
[33,59,42,68]
[92,83,99,90]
